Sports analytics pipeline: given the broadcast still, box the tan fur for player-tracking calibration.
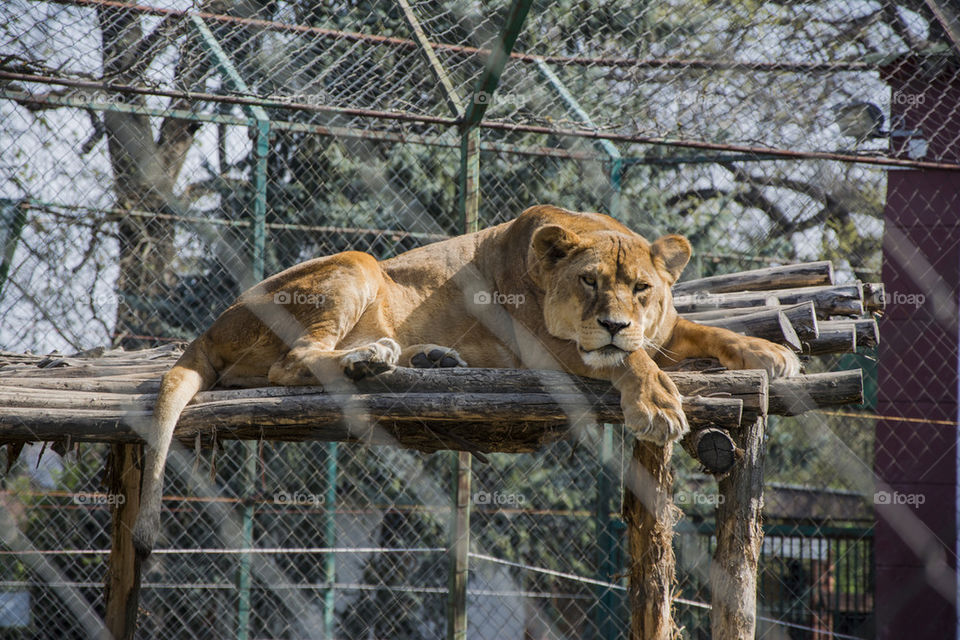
[131,204,799,555]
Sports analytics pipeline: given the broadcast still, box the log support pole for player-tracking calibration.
[104,443,142,640]
[624,441,679,640]
[710,413,767,638]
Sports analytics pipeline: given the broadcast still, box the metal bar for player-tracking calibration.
[188,19,267,637]
[43,0,879,72]
[0,200,27,299]
[395,0,463,118]
[593,425,619,640]
[534,60,620,160]
[460,0,534,129]
[188,15,268,123]
[533,59,623,217]
[188,14,268,283]
[5,71,958,170]
[323,443,338,638]
[458,129,480,233]
[236,445,256,640]
[923,0,960,56]
[3,86,609,162]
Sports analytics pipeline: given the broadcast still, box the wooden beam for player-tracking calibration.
[692,308,801,350]
[800,323,857,355]
[104,444,142,640]
[674,284,864,318]
[674,260,834,295]
[768,370,863,416]
[624,441,678,640]
[683,302,819,341]
[821,318,879,349]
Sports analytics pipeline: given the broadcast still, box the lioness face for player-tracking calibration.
[531,225,691,369]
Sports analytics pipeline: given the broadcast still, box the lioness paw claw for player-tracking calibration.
[621,370,689,444]
[340,338,401,380]
[735,339,801,378]
[410,346,467,369]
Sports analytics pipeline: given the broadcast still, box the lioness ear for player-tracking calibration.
[651,234,692,284]
[531,225,581,265]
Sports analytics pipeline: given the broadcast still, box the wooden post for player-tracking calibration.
[446,451,471,640]
[104,443,143,640]
[623,441,679,640]
[710,372,768,638]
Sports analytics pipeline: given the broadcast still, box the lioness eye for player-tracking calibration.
[580,275,596,288]
[634,283,650,295]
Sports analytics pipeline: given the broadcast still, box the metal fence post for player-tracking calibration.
[324,443,337,638]
[0,199,26,299]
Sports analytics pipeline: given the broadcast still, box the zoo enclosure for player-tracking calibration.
[2,0,960,638]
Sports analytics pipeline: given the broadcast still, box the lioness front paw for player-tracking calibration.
[726,337,801,378]
[621,369,689,445]
[341,338,401,380]
[409,345,467,369]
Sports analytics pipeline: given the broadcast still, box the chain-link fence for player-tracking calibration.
[2,0,959,637]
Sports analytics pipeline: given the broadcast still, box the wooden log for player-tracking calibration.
[0,367,772,420]
[820,319,879,349]
[624,441,679,639]
[0,392,744,453]
[768,370,863,416]
[681,428,738,475]
[862,282,886,312]
[712,414,766,639]
[683,302,819,341]
[691,308,801,350]
[674,284,864,318]
[0,369,863,449]
[673,260,834,295]
[800,323,856,355]
[104,444,142,640]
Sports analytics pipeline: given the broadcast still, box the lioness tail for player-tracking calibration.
[132,345,214,557]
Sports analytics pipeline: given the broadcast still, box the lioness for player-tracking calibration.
[131,204,799,555]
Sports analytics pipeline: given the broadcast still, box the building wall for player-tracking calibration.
[876,55,960,639]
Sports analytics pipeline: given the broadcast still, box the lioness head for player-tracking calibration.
[530,223,691,368]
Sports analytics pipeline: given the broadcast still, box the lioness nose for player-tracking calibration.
[598,318,631,336]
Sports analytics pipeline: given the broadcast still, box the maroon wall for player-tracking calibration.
[876,55,960,638]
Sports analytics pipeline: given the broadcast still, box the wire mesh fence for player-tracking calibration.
[1,0,959,637]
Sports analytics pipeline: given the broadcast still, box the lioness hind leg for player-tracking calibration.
[268,337,401,385]
[401,344,468,368]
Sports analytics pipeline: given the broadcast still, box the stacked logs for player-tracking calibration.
[667,260,878,473]
[0,260,875,466]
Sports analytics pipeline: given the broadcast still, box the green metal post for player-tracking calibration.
[190,14,269,286]
[594,426,621,640]
[237,443,256,640]
[323,442,338,638]
[188,18,270,637]
[534,59,622,219]
[0,200,27,299]
[448,5,532,639]
[252,121,268,282]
